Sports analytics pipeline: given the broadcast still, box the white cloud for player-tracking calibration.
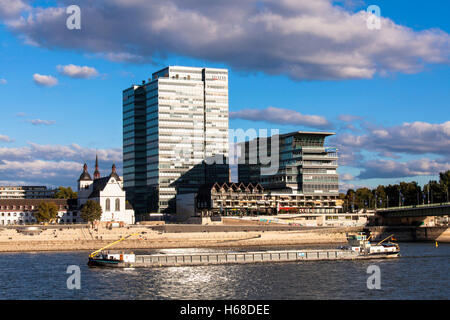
[57,64,99,79]
[32,73,58,87]
[0,142,122,163]
[3,0,449,81]
[0,142,123,187]
[0,134,13,143]
[28,119,56,126]
[0,0,29,19]
[0,78,6,84]
[340,173,355,181]
[230,106,331,129]
[334,121,450,157]
[358,158,450,179]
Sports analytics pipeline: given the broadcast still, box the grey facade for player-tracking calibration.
[238,131,339,201]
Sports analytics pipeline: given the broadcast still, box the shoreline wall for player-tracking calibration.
[366,226,450,242]
[0,226,448,253]
[0,226,359,253]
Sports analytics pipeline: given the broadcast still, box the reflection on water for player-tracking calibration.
[0,243,448,299]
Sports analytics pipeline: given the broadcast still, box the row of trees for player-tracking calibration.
[340,170,450,211]
[34,200,102,224]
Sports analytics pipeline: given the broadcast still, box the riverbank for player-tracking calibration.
[0,225,358,253]
[0,224,448,253]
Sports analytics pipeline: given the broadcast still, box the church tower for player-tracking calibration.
[77,163,93,206]
[93,154,101,180]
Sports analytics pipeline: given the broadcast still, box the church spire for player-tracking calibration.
[93,154,101,179]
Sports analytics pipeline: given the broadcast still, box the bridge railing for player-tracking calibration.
[376,202,450,211]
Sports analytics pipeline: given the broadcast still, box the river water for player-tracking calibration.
[0,242,448,299]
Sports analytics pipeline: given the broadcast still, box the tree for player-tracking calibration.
[34,202,59,223]
[54,186,78,199]
[356,187,372,209]
[374,185,387,208]
[81,200,103,225]
[439,170,450,202]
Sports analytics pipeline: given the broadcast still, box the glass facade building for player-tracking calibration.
[238,131,339,206]
[123,66,229,214]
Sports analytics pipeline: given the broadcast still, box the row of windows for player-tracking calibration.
[105,198,121,212]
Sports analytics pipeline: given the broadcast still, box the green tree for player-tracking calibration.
[34,202,59,223]
[398,181,421,206]
[356,187,372,209]
[439,170,450,202]
[374,185,387,208]
[81,200,103,225]
[54,186,78,199]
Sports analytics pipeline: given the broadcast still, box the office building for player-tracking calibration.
[123,66,229,214]
[237,131,340,211]
[0,186,56,199]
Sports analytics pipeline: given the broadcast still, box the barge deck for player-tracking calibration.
[89,248,398,268]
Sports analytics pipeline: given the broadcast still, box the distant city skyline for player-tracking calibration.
[0,0,449,191]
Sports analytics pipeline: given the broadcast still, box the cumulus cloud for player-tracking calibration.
[32,73,58,87]
[340,173,355,181]
[0,78,6,84]
[0,0,29,20]
[230,106,331,129]
[358,158,450,179]
[57,64,99,79]
[3,0,449,81]
[331,120,450,180]
[0,142,123,187]
[334,121,450,157]
[0,134,13,143]
[0,142,122,163]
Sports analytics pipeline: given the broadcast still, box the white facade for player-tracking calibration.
[0,200,78,225]
[77,164,135,225]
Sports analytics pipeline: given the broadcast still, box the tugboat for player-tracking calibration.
[340,232,400,258]
[87,233,139,267]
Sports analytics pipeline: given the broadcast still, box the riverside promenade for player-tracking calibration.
[0,219,448,253]
[0,222,359,253]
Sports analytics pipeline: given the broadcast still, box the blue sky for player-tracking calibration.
[0,0,449,189]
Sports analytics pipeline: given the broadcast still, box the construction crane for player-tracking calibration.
[376,234,395,246]
[89,233,141,258]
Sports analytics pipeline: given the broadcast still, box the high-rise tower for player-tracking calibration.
[123,66,229,214]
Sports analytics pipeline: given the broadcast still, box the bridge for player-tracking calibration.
[376,202,450,218]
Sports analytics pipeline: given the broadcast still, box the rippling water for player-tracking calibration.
[0,243,448,299]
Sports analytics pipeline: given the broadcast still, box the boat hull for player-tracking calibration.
[88,258,123,267]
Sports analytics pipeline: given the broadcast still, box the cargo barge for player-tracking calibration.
[87,232,399,268]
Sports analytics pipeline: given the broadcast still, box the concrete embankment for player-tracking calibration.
[0,225,360,253]
[1,224,447,253]
[366,226,450,242]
